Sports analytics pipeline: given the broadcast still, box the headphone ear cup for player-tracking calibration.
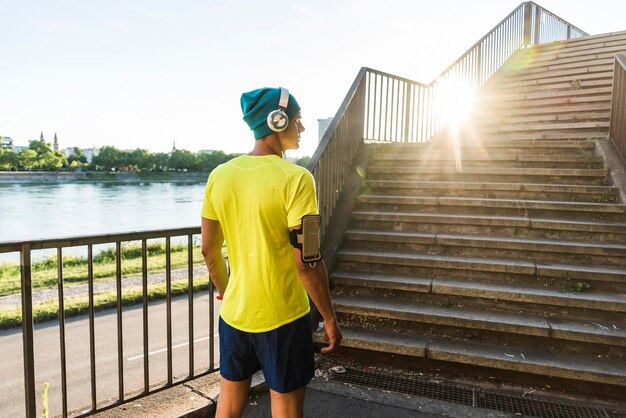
[267,109,289,132]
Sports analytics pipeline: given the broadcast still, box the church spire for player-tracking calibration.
[53,132,58,151]
[40,131,44,141]
[172,139,176,152]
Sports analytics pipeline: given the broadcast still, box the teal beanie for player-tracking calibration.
[240,87,301,139]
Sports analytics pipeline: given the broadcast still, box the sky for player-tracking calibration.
[1,1,625,157]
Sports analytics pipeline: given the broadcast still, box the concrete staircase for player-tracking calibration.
[316,31,626,398]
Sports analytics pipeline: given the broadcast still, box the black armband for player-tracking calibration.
[290,214,322,263]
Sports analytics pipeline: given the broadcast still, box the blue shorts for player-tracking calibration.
[219,314,314,393]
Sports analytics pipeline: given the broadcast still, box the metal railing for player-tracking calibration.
[364,1,587,143]
[309,1,587,239]
[1,227,217,417]
[308,68,368,237]
[610,53,626,163]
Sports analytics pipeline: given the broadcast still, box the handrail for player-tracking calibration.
[0,227,199,253]
[610,53,626,163]
[308,67,368,238]
[308,1,587,250]
[2,227,215,418]
[434,2,586,84]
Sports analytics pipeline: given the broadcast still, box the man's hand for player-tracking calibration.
[321,319,342,354]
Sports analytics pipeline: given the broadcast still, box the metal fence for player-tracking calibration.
[1,227,217,417]
[610,53,626,163]
[308,1,587,239]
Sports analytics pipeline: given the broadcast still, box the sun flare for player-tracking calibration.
[436,76,475,128]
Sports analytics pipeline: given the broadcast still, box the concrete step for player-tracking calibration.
[478,86,613,103]
[364,180,616,201]
[369,159,603,170]
[382,142,599,157]
[343,229,626,266]
[364,167,610,186]
[332,295,626,349]
[316,327,626,387]
[331,270,626,315]
[479,94,611,110]
[476,131,608,141]
[507,48,619,72]
[476,121,610,134]
[513,51,623,72]
[364,167,607,178]
[371,139,597,152]
[356,195,624,221]
[476,103,611,118]
[519,44,626,65]
[490,79,613,95]
[531,31,626,54]
[503,65,614,82]
[507,57,615,75]
[371,154,604,165]
[349,211,626,243]
[499,72,613,89]
[337,249,626,285]
[476,111,610,126]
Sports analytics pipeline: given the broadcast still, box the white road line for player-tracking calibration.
[127,335,216,361]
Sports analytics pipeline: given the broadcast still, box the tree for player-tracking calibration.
[27,139,51,156]
[0,148,17,170]
[39,150,66,171]
[67,147,87,165]
[19,139,67,171]
[92,146,124,171]
[152,152,169,171]
[128,148,153,171]
[169,149,197,171]
[18,149,38,171]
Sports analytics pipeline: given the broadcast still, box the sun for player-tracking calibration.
[435,76,475,129]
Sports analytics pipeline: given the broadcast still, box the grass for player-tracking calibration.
[0,242,205,297]
[0,274,211,330]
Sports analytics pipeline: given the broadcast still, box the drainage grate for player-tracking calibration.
[476,391,610,418]
[329,367,620,418]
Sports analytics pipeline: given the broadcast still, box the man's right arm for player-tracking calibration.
[290,240,342,353]
[201,217,229,296]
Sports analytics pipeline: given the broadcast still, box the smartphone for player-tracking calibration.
[301,214,322,263]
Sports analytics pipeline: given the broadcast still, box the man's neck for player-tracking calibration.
[249,135,283,157]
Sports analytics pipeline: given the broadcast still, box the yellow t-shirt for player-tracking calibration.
[201,154,318,332]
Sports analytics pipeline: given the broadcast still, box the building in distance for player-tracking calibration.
[1,136,13,150]
[317,117,333,142]
[63,147,99,163]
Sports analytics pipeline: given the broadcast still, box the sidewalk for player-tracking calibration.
[93,353,626,418]
[242,375,513,418]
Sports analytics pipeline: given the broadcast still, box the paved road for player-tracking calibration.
[0,291,221,418]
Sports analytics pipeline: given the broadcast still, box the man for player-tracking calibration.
[201,87,342,418]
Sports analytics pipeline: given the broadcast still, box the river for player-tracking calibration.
[0,181,208,261]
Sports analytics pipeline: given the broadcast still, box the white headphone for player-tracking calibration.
[266,88,290,132]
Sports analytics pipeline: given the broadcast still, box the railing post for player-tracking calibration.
[533,6,541,44]
[21,243,36,418]
[476,42,483,86]
[567,24,572,39]
[523,2,533,46]
[403,83,412,142]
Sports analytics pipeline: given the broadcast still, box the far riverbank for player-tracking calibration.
[0,171,209,183]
